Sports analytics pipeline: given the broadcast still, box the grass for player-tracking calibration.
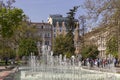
[0,61,11,66]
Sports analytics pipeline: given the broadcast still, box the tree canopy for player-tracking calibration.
[53,34,75,58]
[106,36,118,57]
[18,38,38,57]
[0,7,25,38]
[0,3,41,59]
[81,45,99,59]
[66,6,79,32]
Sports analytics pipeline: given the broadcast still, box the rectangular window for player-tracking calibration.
[48,33,50,37]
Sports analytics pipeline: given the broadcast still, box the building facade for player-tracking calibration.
[48,14,80,55]
[31,22,52,55]
[48,14,68,38]
[84,26,116,59]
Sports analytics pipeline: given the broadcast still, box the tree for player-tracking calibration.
[53,34,75,58]
[0,0,25,59]
[18,38,38,57]
[66,6,79,31]
[53,6,79,58]
[0,8,25,38]
[64,31,75,57]
[82,0,120,28]
[81,45,99,59]
[106,36,118,57]
[82,0,120,58]
[53,35,66,56]
[65,6,79,57]
[12,20,40,58]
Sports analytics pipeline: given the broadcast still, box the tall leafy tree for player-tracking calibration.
[66,6,79,31]
[81,45,99,59]
[0,0,25,59]
[53,6,79,58]
[64,31,75,57]
[0,7,25,38]
[53,34,66,56]
[53,34,75,58]
[106,36,118,57]
[66,6,79,57]
[18,38,38,57]
[9,20,40,59]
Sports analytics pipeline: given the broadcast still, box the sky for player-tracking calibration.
[12,0,85,22]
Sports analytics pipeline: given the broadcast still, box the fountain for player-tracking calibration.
[15,44,120,80]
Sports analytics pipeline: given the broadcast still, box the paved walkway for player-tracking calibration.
[0,66,17,80]
[83,66,120,73]
[0,71,11,80]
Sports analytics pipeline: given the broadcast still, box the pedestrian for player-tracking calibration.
[5,57,8,66]
[97,58,100,67]
[114,58,117,67]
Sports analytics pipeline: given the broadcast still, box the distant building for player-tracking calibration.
[48,14,68,38]
[31,22,52,55]
[84,26,116,58]
[48,14,67,27]
[48,14,78,38]
[48,14,80,55]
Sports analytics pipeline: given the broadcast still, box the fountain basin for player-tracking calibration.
[15,66,120,80]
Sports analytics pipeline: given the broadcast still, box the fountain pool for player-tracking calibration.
[15,45,120,80]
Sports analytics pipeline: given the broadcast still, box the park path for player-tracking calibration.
[0,66,17,80]
[0,71,11,80]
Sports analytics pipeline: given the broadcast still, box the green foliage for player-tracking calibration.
[18,38,38,57]
[65,31,75,55]
[66,6,79,31]
[0,8,25,38]
[0,45,15,59]
[53,35,66,55]
[53,34,75,58]
[81,45,99,59]
[106,36,118,57]
[53,6,79,58]
[0,38,16,59]
[64,51,72,58]
[0,1,26,60]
